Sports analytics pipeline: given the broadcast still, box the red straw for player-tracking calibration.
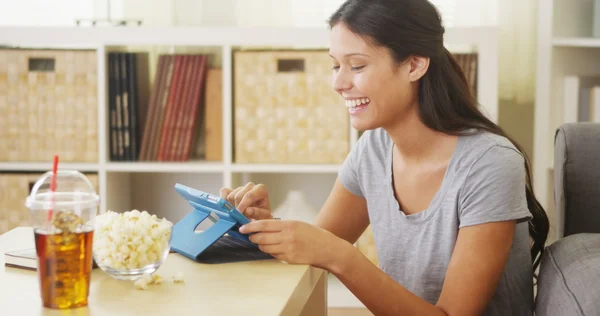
[48,155,59,222]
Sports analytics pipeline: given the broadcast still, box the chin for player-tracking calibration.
[350,118,377,132]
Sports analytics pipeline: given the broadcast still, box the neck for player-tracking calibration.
[384,106,456,165]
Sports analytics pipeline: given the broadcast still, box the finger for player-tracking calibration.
[237,184,268,213]
[219,187,233,199]
[245,207,273,220]
[226,186,243,206]
[258,244,284,255]
[249,232,283,245]
[239,219,283,234]
[234,182,255,210]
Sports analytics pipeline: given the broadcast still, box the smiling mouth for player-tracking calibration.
[345,97,370,111]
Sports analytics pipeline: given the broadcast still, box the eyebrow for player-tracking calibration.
[328,52,371,58]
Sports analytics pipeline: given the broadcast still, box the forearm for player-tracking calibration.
[329,243,449,316]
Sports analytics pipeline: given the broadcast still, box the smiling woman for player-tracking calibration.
[221,1,549,316]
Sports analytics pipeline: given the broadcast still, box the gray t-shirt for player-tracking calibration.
[339,128,534,315]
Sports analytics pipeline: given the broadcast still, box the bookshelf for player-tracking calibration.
[534,0,600,243]
[0,25,498,308]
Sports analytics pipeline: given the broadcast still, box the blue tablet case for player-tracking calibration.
[170,183,274,264]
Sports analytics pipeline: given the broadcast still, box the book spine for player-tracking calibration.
[139,55,165,161]
[157,55,184,161]
[204,68,223,161]
[108,53,117,161]
[181,55,208,161]
[127,53,138,161]
[149,55,175,160]
[120,53,130,161]
[114,53,124,161]
[591,86,600,123]
[172,55,196,161]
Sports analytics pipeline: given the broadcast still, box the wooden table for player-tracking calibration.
[0,227,327,315]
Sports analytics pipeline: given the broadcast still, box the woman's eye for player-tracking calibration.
[331,65,340,71]
[351,66,364,71]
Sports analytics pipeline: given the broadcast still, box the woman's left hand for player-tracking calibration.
[239,219,348,270]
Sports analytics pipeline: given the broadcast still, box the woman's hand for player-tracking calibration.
[239,219,352,271]
[219,182,273,220]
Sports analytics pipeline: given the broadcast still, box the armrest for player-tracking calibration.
[554,123,600,237]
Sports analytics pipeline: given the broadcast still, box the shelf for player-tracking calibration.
[230,163,340,174]
[552,37,600,47]
[0,162,99,173]
[105,162,225,173]
[0,26,496,49]
[0,26,330,48]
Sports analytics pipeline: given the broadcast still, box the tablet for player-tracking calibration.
[171,183,272,263]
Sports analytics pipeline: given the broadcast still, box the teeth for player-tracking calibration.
[345,98,370,108]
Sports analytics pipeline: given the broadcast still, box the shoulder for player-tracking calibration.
[456,130,532,225]
[458,130,525,172]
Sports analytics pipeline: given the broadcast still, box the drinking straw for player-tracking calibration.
[48,154,59,222]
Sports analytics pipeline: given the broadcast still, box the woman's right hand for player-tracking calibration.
[219,182,273,220]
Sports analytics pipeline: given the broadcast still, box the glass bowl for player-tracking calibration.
[92,210,173,281]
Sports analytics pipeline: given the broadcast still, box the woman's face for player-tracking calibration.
[328,22,426,131]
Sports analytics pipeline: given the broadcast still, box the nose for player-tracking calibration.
[332,68,352,94]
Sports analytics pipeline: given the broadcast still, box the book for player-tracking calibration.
[563,75,600,123]
[4,248,37,271]
[203,68,223,161]
[179,55,208,161]
[4,248,99,271]
[594,0,600,38]
[590,86,600,123]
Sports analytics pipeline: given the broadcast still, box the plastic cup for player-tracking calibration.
[25,170,99,309]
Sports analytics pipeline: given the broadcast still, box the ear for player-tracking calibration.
[408,56,430,82]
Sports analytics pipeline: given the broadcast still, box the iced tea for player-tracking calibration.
[34,226,94,309]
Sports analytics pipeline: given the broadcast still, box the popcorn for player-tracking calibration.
[173,272,185,283]
[93,210,173,270]
[151,274,163,285]
[134,278,149,290]
[132,274,165,290]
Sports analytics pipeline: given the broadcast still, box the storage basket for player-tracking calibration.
[0,48,98,162]
[0,172,98,235]
[233,50,349,164]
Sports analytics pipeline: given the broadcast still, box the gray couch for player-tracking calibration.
[535,123,600,316]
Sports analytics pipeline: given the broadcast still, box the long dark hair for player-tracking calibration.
[329,0,549,272]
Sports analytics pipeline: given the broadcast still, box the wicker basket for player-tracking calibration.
[0,173,98,235]
[233,50,349,164]
[0,48,98,163]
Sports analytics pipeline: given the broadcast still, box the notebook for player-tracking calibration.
[4,248,99,271]
[4,248,37,271]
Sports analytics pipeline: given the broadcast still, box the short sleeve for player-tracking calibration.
[338,135,366,198]
[458,145,533,228]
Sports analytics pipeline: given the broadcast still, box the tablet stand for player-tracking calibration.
[170,184,273,263]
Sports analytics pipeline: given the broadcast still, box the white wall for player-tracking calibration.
[0,0,96,26]
[0,0,498,28]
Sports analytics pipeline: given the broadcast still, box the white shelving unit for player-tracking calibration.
[0,25,498,308]
[534,0,600,242]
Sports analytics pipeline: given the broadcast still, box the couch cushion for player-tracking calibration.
[554,123,600,237]
[535,233,600,316]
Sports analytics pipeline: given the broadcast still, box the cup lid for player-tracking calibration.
[25,170,99,210]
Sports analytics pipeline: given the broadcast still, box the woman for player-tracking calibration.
[221,0,549,315]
